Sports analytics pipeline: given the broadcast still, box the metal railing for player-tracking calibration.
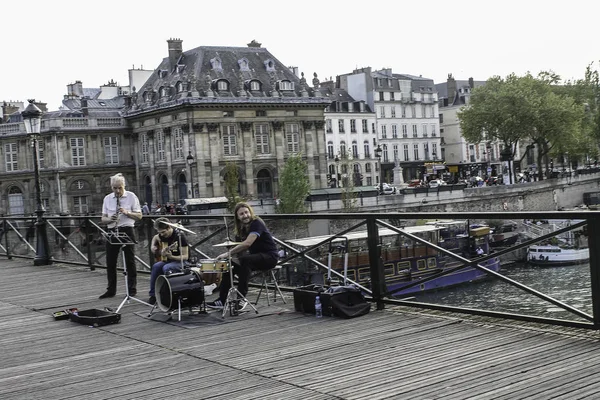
[1,210,599,330]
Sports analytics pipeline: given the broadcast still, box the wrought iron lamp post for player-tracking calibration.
[186,151,195,197]
[375,144,383,194]
[334,155,340,187]
[22,100,51,265]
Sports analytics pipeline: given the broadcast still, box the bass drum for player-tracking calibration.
[155,270,204,312]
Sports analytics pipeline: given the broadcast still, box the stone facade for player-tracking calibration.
[124,40,332,205]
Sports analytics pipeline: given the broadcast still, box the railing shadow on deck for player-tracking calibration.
[1,210,600,330]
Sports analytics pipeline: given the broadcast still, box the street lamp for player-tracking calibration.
[334,155,340,188]
[374,144,383,194]
[432,151,437,179]
[186,151,195,198]
[22,100,51,265]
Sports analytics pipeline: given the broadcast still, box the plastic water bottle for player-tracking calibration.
[315,296,323,318]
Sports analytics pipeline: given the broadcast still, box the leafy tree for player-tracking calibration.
[557,63,600,166]
[458,73,584,181]
[224,162,242,212]
[277,153,311,214]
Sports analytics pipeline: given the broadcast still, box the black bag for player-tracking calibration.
[327,286,370,319]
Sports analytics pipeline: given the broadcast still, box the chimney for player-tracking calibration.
[447,73,456,103]
[74,81,83,97]
[167,38,183,70]
[468,77,474,89]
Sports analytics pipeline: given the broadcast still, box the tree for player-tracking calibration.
[558,63,600,166]
[277,154,311,214]
[224,162,242,212]
[458,73,583,181]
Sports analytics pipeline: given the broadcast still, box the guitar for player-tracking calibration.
[155,241,178,262]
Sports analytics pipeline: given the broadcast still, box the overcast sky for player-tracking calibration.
[3,0,598,111]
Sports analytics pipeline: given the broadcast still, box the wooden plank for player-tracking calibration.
[3,257,600,400]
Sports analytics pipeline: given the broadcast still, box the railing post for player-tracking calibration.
[587,215,600,329]
[146,217,155,263]
[3,219,11,260]
[367,216,385,310]
[85,216,94,271]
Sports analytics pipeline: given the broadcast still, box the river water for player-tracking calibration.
[409,262,593,322]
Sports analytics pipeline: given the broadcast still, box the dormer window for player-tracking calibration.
[210,57,223,71]
[238,58,250,71]
[212,79,229,92]
[176,81,183,93]
[159,87,169,98]
[264,59,276,72]
[277,80,294,91]
[176,64,185,73]
[245,79,262,91]
[158,70,168,78]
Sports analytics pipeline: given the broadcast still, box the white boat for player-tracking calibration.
[527,244,589,266]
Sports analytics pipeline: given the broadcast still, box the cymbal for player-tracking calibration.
[163,221,196,235]
[213,240,242,247]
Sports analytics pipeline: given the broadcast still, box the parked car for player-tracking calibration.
[407,180,423,188]
[428,179,445,188]
[375,183,397,195]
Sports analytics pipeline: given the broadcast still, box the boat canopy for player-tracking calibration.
[286,225,442,248]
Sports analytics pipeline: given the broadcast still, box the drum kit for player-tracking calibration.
[148,220,258,320]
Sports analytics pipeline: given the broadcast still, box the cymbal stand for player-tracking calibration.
[102,230,153,313]
[222,245,258,318]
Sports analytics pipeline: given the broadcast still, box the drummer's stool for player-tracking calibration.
[254,264,286,306]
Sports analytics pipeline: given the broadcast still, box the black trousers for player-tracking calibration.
[218,252,278,302]
[105,227,137,293]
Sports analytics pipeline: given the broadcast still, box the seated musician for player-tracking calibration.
[207,202,278,310]
[148,217,189,305]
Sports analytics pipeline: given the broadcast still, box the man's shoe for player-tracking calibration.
[148,296,156,305]
[99,291,116,299]
[129,289,137,296]
[206,299,224,310]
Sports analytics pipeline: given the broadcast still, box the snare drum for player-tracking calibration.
[192,259,228,286]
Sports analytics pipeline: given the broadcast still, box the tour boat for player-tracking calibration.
[527,245,589,266]
[285,221,501,297]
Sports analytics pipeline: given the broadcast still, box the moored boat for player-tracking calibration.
[285,221,501,297]
[527,245,589,266]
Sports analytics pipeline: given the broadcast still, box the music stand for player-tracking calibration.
[218,218,259,318]
[102,230,153,313]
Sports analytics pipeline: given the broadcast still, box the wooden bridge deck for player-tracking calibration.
[2,258,600,400]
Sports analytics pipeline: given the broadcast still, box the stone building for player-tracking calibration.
[0,39,331,216]
[338,67,441,184]
[124,39,332,205]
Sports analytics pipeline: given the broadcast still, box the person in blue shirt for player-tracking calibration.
[207,202,278,310]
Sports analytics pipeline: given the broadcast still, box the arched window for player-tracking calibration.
[256,169,272,199]
[364,141,370,158]
[161,175,169,205]
[340,141,346,157]
[327,141,334,159]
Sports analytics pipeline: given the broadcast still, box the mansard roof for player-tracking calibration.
[125,44,330,115]
[321,86,373,113]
